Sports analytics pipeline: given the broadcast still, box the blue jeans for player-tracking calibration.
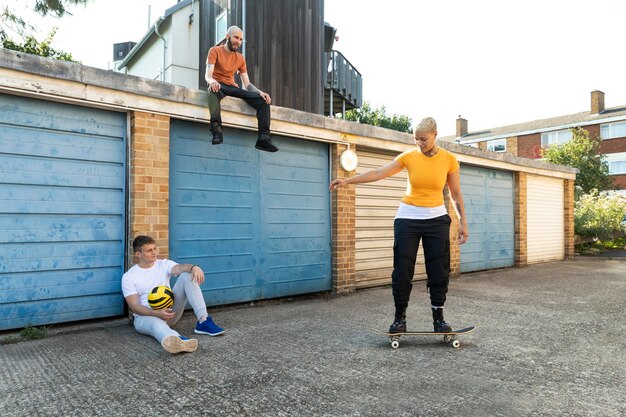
[391,215,451,309]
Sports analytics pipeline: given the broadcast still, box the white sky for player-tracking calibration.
[7,0,626,136]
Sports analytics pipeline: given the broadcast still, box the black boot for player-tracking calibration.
[432,308,452,333]
[389,308,407,334]
[210,122,223,145]
[255,133,278,152]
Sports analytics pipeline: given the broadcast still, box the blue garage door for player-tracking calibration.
[460,164,514,273]
[0,94,126,330]
[169,121,331,305]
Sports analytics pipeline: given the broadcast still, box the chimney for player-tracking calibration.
[456,115,468,137]
[591,90,605,114]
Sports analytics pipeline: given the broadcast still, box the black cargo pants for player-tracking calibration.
[391,214,451,310]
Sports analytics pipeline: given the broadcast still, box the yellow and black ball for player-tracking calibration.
[148,286,174,310]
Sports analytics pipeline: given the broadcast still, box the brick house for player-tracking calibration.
[448,91,626,193]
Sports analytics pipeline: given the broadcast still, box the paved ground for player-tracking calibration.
[1,257,624,417]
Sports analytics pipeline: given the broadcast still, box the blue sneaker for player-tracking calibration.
[194,317,225,336]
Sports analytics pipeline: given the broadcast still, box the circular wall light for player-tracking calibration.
[339,149,358,172]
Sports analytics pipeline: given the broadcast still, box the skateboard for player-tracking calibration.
[374,326,476,349]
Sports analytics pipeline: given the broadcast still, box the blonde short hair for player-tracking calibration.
[414,117,437,134]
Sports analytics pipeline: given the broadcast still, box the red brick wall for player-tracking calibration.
[612,174,626,189]
[585,124,601,140]
[517,133,542,159]
[600,137,626,153]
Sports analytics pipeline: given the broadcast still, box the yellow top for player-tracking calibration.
[394,148,460,207]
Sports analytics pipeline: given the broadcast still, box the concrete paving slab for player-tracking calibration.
[1,257,624,417]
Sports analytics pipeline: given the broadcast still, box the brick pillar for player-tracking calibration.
[506,136,518,156]
[514,172,528,266]
[128,111,171,265]
[564,179,575,259]
[331,143,356,294]
[444,188,461,277]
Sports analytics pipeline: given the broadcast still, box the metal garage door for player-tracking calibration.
[460,165,514,272]
[527,174,564,263]
[169,120,331,305]
[355,149,426,288]
[0,94,126,330]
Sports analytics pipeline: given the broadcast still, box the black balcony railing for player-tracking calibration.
[324,50,362,117]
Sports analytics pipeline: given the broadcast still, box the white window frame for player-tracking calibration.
[487,139,506,153]
[605,152,626,175]
[541,129,573,146]
[215,10,227,43]
[600,121,626,140]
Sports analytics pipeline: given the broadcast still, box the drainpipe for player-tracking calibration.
[242,0,246,56]
[154,16,167,82]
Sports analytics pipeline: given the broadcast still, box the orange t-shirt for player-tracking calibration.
[206,46,247,87]
[394,148,460,207]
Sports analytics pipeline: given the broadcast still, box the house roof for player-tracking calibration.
[116,0,192,70]
[440,104,626,143]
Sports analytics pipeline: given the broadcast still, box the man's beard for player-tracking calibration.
[227,37,239,51]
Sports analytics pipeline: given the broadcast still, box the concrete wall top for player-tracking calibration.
[0,48,577,179]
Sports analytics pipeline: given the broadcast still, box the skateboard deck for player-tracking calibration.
[374,326,476,349]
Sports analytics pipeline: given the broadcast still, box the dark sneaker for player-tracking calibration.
[194,317,225,336]
[432,308,452,333]
[161,335,198,353]
[389,319,407,334]
[255,134,278,152]
[433,320,452,333]
[212,130,223,145]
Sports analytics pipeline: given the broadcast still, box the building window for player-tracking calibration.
[216,10,227,43]
[609,160,626,175]
[541,129,573,146]
[606,153,626,175]
[487,139,506,153]
[600,121,626,140]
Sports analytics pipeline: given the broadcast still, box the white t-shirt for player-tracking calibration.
[121,259,178,308]
[395,202,448,220]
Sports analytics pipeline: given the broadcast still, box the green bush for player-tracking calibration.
[575,190,626,240]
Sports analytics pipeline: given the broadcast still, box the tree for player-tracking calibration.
[1,0,88,60]
[575,190,626,241]
[2,28,76,62]
[541,127,613,198]
[344,101,413,133]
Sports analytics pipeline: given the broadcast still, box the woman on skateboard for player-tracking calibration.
[329,117,468,333]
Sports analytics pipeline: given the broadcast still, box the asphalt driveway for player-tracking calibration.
[1,257,624,417]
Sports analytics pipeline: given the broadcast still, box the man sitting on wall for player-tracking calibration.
[205,25,278,152]
[121,235,225,354]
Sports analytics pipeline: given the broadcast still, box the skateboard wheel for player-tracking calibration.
[443,335,453,343]
[391,340,400,349]
[452,340,461,348]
